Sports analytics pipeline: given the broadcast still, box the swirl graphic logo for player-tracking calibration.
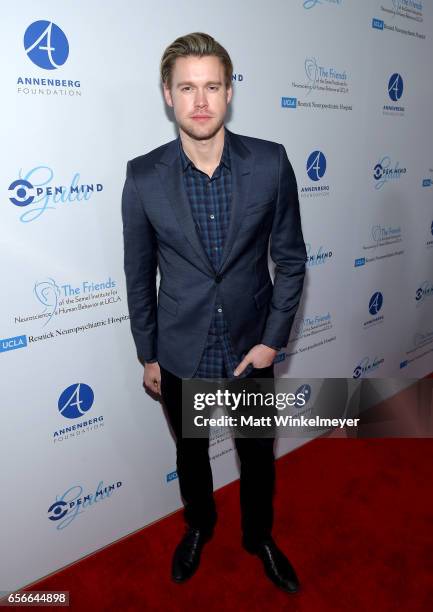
[34,278,61,325]
[368,291,383,316]
[306,151,327,181]
[371,224,401,243]
[8,179,35,207]
[303,0,342,8]
[305,57,319,93]
[293,316,305,336]
[388,73,403,102]
[391,0,410,13]
[58,383,94,419]
[24,21,69,70]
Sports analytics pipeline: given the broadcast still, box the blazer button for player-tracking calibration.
[215,274,223,283]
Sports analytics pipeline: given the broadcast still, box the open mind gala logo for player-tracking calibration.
[8,166,103,222]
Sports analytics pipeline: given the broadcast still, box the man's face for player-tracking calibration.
[163,55,232,141]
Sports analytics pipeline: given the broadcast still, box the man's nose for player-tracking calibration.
[194,88,208,107]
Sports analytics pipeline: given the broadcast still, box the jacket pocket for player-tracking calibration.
[158,287,178,316]
[254,280,273,309]
[244,198,274,216]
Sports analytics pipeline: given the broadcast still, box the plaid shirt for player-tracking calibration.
[179,133,253,379]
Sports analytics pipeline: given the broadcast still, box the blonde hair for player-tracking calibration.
[160,32,233,89]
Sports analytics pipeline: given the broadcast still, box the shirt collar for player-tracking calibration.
[178,128,231,172]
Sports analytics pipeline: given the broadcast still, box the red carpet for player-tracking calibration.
[17,437,432,611]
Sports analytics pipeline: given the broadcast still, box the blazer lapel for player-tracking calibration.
[154,129,254,277]
[218,128,254,273]
[154,140,214,275]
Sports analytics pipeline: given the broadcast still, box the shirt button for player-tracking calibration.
[217,306,223,313]
[209,214,215,220]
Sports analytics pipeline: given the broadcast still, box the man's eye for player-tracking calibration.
[181,87,191,92]
[209,86,218,91]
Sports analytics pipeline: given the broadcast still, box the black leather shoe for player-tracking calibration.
[171,527,212,583]
[243,538,300,593]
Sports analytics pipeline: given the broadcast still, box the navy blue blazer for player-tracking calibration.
[121,128,307,378]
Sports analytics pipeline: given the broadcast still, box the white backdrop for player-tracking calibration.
[1,0,432,593]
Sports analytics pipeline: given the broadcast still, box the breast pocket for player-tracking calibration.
[244,196,275,216]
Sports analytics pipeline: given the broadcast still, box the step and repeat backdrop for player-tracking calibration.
[1,0,432,593]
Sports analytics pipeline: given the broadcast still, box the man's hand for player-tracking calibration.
[233,344,278,377]
[143,362,161,395]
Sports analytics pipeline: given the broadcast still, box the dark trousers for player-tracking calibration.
[160,364,275,547]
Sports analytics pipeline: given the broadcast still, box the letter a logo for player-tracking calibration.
[24,20,69,69]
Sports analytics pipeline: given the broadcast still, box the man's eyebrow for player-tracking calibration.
[176,80,223,87]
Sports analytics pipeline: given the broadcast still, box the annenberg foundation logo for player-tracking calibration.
[307,151,326,181]
[373,156,407,189]
[8,166,103,222]
[388,73,403,101]
[368,292,383,316]
[24,21,69,69]
[383,73,405,115]
[363,291,384,328]
[54,382,105,444]
[18,21,81,96]
[300,151,330,198]
[58,383,94,419]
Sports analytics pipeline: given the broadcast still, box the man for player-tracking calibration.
[121,32,307,593]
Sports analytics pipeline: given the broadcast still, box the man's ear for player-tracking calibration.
[163,83,173,107]
[226,84,233,105]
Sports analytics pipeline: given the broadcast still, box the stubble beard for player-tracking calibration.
[177,115,225,142]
